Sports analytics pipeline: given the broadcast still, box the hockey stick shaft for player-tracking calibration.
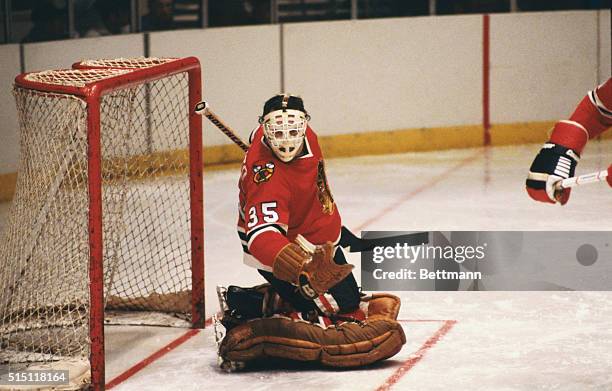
[194,101,249,152]
[557,164,611,189]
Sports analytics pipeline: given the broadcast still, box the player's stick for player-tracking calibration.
[194,101,249,152]
[338,227,429,253]
[556,164,611,189]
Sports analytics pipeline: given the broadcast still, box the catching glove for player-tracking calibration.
[272,240,353,299]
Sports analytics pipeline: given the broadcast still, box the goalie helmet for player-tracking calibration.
[259,94,310,163]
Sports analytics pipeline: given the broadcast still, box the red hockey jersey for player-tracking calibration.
[550,78,611,153]
[237,125,341,271]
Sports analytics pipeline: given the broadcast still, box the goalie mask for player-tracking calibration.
[260,94,310,163]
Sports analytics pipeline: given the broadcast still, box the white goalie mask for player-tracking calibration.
[261,106,309,163]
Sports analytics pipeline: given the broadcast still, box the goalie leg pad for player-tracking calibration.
[219,294,405,368]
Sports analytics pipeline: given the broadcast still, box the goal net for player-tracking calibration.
[0,57,204,390]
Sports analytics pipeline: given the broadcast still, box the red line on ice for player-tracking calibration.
[106,316,213,389]
[398,319,455,323]
[354,152,481,231]
[376,319,457,391]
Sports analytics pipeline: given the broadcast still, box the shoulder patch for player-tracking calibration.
[317,159,335,214]
[253,161,275,184]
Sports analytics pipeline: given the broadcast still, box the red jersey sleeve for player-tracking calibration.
[550,78,612,154]
[242,159,291,267]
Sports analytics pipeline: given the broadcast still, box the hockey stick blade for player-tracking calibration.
[338,226,428,253]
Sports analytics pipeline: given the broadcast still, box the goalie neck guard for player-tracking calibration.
[259,94,310,163]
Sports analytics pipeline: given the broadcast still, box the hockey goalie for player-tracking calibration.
[215,94,406,370]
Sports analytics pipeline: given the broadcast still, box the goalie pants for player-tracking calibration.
[258,247,361,315]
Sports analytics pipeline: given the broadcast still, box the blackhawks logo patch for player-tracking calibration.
[317,160,335,215]
[253,161,275,184]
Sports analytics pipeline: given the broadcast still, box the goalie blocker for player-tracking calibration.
[217,284,405,369]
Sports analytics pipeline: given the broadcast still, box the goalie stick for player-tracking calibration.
[556,164,611,190]
[194,101,249,152]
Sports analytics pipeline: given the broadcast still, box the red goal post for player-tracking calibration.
[1,57,204,390]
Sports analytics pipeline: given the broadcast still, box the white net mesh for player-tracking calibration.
[24,68,130,87]
[78,57,176,69]
[0,63,196,380]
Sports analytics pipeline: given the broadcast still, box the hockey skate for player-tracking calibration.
[214,285,249,372]
[213,312,245,372]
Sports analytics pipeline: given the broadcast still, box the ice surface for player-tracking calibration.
[109,291,612,391]
[1,141,611,390]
